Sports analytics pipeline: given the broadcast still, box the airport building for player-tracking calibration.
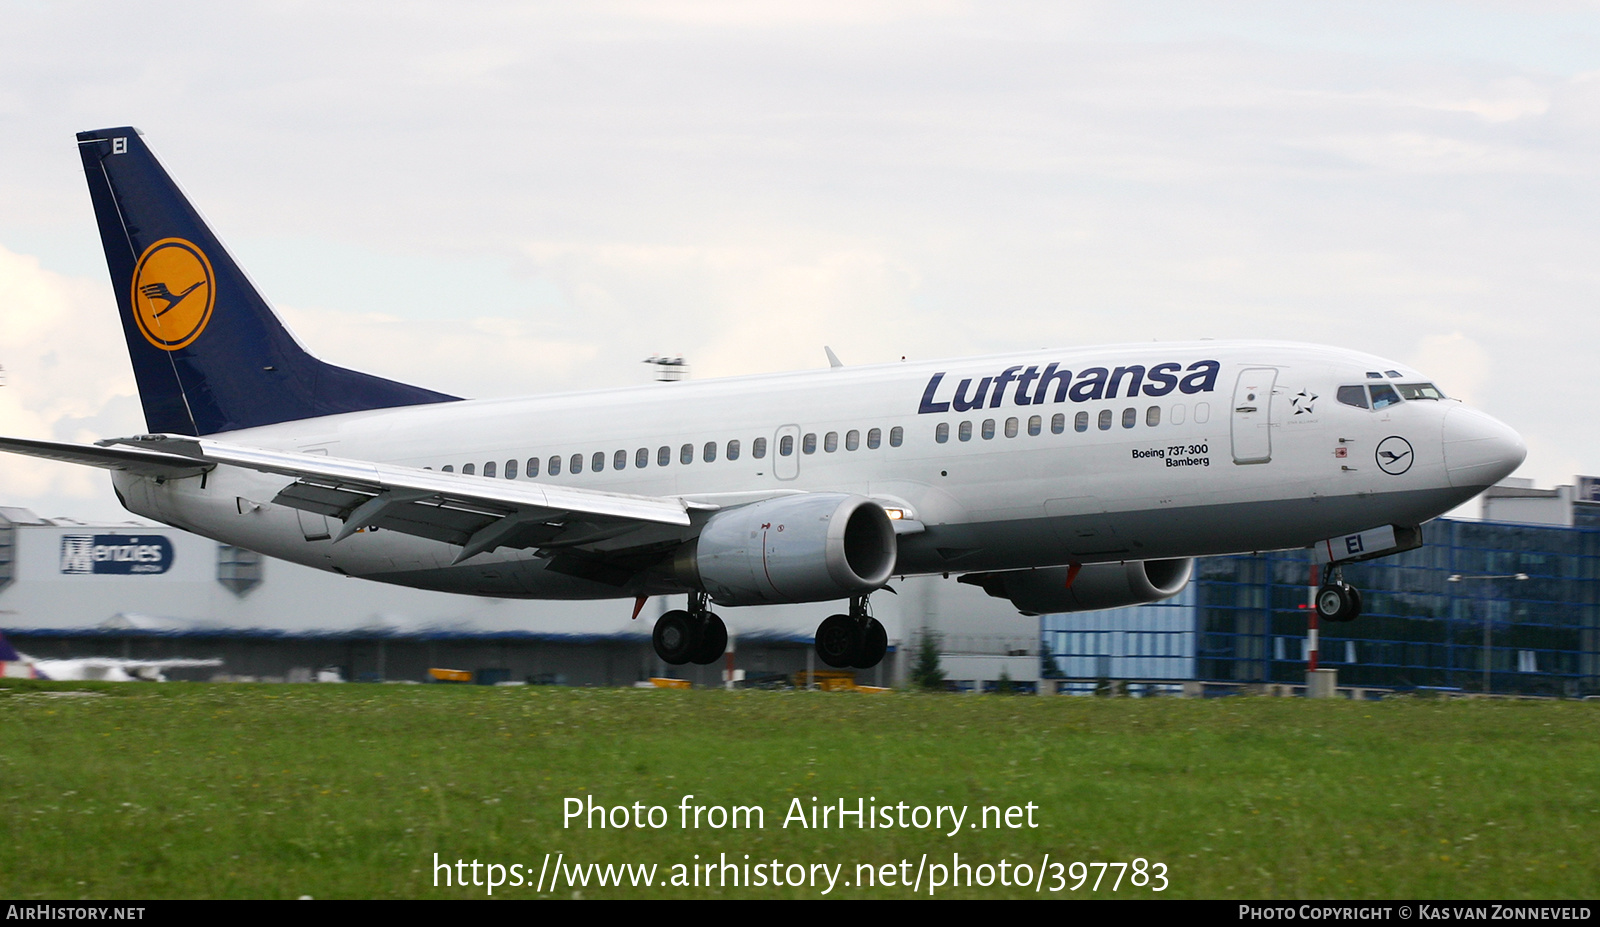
[6,478,1596,697]
[0,504,1033,689]
[1044,480,1600,697]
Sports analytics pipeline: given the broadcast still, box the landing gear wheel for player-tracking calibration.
[690,613,727,665]
[1315,583,1360,623]
[815,614,861,668]
[652,609,701,665]
[852,618,887,669]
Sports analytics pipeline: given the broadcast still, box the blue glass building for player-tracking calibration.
[1042,517,1600,697]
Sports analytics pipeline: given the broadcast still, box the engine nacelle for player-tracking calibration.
[962,558,1193,615]
[675,493,897,606]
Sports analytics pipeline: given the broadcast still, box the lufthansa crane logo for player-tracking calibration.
[1375,435,1414,475]
[130,238,215,351]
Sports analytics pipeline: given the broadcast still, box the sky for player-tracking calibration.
[2,1,1598,522]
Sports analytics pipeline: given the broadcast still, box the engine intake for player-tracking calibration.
[675,493,897,606]
[961,558,1193,615]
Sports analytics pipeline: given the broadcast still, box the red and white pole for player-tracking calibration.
[1307,563,1320,672]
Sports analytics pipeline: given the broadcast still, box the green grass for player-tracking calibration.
[0,681,1595,899]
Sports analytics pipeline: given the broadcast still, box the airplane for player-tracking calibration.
[0,631,221,682]
[0,127,1527,672]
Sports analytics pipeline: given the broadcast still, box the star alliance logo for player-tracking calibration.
[1289,389,1317,415]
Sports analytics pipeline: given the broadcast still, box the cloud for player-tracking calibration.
[0,245,141,513]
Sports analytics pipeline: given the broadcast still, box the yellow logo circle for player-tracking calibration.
[130,238,215,351]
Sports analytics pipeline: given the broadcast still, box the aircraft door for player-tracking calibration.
[1231,367,1277,464]
[774,424,801,480]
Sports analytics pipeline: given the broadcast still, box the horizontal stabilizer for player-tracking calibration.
[0,435,212,478]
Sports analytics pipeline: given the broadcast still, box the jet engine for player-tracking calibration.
[960,558,1193,615]
[674,493,897,606]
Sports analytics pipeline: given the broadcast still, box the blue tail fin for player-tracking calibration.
[75,127,460,436]
[0,631,21,663]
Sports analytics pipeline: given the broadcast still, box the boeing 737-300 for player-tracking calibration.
[0,128,1527,670]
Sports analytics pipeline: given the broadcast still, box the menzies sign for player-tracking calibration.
[59,534,175,575]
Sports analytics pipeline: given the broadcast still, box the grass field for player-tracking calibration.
[1,680,1596,900]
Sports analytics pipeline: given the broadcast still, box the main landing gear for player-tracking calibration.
[814,596,888,670]
[652,592,728,666]
[1315,567,1363,623]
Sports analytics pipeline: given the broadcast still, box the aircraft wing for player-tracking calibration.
[122,435,696,563]
[0,435,213,478]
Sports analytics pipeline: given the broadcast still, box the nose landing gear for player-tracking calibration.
[651,592,728,665]
[1315,567,1363,623]
[814,596,888,669]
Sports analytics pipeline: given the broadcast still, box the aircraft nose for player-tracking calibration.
[1442,406,1526,490]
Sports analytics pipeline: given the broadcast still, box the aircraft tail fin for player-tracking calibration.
[74,127,460,436]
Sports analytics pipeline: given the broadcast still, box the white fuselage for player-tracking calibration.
[111,340,1524,600]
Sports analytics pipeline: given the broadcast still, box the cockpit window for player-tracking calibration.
[1369,383,1401,409]
[1396,382,1445,400]
[1337,385,1369,409]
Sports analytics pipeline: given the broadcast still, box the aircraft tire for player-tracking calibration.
[815,613,861,668]
[852,618,887,669]
[1345,585,1363,621]
[690,613,728,665]
[1315,583,1358,623]
[653,609,701,665]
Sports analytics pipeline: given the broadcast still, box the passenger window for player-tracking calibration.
[658,446,671,467]
[1122,408,1136,429]
[1146,406,1160,427]
[803,433,817,454]
[527,457,540,477]
[982,419,996,440]
[1170,404,1185,425]
[1004,417,1018,438]
[1098,410,1113,431]
[889,426,903,447]
[570,453,584,474]
[959,421,973,441]
[505,459,517,479]
[592,451,605,472]
[845,430,860,451]
[1337,385,1369,409]
[1370,384,1401,409]
[614,450,628,470]
[703,441,717,463]
[780,435,795,456]
[483,461,497,478]
[935,423,949,444]
[867,428,881,449]
[681,444,694,465]
[462,463,476,475]
[824,432,838,453]
[548,456,561,476]
[727,439,740,461]
[442,464,454,473]
[1028,415,1041,436]
[636,448,649,469]
[1195,402,1210,424]
[1073,412,1087,433]
[753,437,768,459]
